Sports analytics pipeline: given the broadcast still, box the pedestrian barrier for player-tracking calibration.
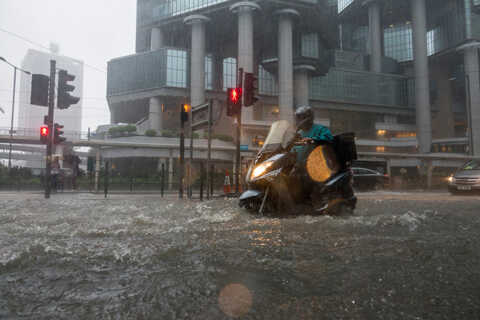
[224,170,231,194]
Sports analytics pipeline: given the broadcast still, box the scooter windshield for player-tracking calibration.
[260,120,296,153]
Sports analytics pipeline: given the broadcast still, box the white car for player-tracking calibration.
[448,160,480,194]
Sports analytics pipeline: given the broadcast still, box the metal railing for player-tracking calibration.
[0,127,91,141]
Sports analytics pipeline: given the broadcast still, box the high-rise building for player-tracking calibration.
[18,48,83,141]
[107,0,480,156]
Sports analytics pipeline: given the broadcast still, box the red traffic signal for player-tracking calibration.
[40,125,49,144]
[40,125,49,136]
[230,87,242,104]
[227,88,242,117]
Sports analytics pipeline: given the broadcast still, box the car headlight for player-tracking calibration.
[251,161,274,179]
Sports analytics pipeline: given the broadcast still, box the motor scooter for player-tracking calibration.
[239,120,357,215]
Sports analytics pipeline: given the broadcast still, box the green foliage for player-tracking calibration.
[108,124,137,135]
[160,129,178,138]
[145,129,157,137]
[203,133,234,142]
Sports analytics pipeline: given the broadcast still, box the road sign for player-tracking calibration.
[191,102,210,130]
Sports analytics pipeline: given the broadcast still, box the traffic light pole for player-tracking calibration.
[45,60,56,199]
[179,105,185,199]
[235,68,243,194]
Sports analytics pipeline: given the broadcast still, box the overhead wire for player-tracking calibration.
[0,26,107,74]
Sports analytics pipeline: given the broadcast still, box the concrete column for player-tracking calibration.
[151,27,164,51]
[184,15,210,108]
[366,0,382,73]
[149,27,165,133]
[294,65,315,107]
[230,2,261,124]
[411,0,432,153]
[275,9,299,123]
[464,45,480,156]
[149,97,162,131]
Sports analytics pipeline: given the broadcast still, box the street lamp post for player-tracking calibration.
[0,57,31,172]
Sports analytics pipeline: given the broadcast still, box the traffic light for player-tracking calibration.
[40,125,49,144]
[31,74,49,107]
[244,72,258,107]
[226,87,242,117]
[53,123,66,144]
[181,104,189,123]
[57,69,80,109]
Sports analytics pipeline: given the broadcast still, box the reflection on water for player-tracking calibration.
[218,283,253,318]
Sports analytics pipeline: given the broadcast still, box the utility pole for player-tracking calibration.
[8,67,17,172]
[45,60,56,199]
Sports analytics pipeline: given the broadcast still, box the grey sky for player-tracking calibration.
[0,0,136,132]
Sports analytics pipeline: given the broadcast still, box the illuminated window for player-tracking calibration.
[376,146,386,152]
[377,129,386,136]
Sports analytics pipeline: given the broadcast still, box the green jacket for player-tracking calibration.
[295,124,333,164]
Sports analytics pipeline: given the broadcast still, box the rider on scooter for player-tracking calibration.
[294,105,333,157]
[273,106,334,212]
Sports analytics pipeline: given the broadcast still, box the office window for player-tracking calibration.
[258,65,278,96]
[301,33,319,58]
[352,26,368,53]
[205,55,213,90]
[384,23,413,62]
[338,0,354,13]
[223,57,237,91]
[166,49,187,88]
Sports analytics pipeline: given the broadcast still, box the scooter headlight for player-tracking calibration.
[251,161,274,179]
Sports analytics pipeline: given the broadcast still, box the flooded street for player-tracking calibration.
[1,192,480,319]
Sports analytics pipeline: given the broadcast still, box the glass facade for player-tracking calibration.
[139,0,230,25]
[428,0,466,54]
[309,68,411,107]
[337,0,354,13]
[108,49,412,108]
[384,23,413,62]
[223,57,237,92]
[340,0,467,62]
[166,49,188,87]
[139,0,319,25]
[205,55,213,90]
[108,50,167,96]
[301,33,320,58]
[108,48,189,96]
[258,65,278,96]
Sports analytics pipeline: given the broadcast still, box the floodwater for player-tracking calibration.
[1,193,479,319]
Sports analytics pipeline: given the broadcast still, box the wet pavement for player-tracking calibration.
[0,191,479,319]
